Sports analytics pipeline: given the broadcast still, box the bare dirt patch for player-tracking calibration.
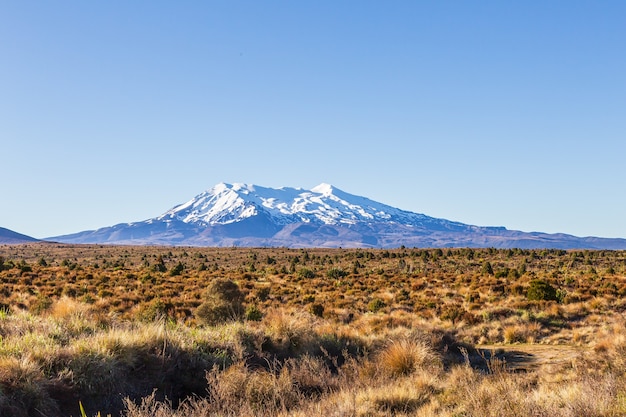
[475,344,588,372]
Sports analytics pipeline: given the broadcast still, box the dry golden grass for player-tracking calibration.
[377,338,440,377]
[1,245,626,416]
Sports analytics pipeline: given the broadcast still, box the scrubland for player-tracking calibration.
[1,244,626,416]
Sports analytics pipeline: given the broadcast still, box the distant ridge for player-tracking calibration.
[47,182,626,249]
[0,227,39,244]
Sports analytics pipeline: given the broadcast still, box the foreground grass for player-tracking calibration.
[1,301,626,416]
[1,245,626,416]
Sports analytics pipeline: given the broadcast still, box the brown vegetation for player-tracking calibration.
[0,244,626,416]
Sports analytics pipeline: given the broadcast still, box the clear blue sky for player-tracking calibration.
[2,1,625,240]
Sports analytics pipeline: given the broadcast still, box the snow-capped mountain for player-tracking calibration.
[47,183,626,249]
[158,183,460,229]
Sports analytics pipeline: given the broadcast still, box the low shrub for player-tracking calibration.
[136,299,174,322]
[368,298,386,313]
[310,303,324,318]
[245,305,263,321]
[298,268,316,279]
[196,279,245,326]
[326,268,348,279]
[527,279,558,302]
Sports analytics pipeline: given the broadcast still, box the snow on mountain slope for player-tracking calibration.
[158,182,458,229]
[45,182,626,249]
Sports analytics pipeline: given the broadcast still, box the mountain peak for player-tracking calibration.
[211,182,253,193]
[310,183,335,195]
[46,182,626,249]
[160,182,408,227]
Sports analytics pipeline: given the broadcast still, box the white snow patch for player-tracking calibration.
[156,182,427,227]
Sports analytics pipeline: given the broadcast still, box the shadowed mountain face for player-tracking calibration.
[47,183,626,249]
[0,227,39,244]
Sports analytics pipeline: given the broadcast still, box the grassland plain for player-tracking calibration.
[0,243,626,416]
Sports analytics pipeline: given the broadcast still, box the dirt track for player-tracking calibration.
[473,344,588,372]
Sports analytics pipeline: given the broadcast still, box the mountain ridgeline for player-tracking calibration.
[0,227,39,244]
[45,183,626,249]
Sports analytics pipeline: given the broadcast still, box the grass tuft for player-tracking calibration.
[378,337,440,377]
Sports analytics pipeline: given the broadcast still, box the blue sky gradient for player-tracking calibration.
[2,2,625,239]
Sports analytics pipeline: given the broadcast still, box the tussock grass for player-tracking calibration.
[377,338,440,377]
[1,245,626,415]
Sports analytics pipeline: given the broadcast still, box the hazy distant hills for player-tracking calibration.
[46,182,626,249]
[0,227,39,244]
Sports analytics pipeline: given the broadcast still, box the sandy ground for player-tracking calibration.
[473,344,588,373]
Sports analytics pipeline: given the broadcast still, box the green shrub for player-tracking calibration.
[368,298,386,313]
[195,279,245,325]
[196,300,234,325]
[256,286,270,301]
[19,261,32,274]
[527,279,558,302]
[326,268,348,279]
[440,305,464,324]
[298,268,316,279]
[30,295,53,315]
[210,279,245,304]
[245,305,263,321]
[137,299,173,322]
[169,261,185,276]
[310,303,324,318]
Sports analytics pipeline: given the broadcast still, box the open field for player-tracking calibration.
[1,244,626,416]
